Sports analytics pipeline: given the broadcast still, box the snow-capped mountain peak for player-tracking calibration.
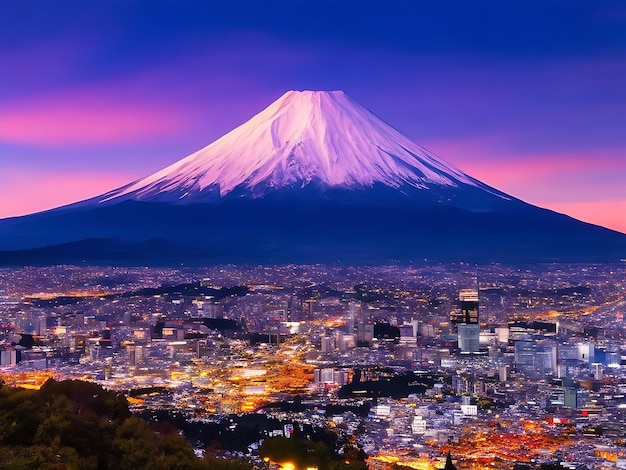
[4,91,626,265]
[99,90,495,203]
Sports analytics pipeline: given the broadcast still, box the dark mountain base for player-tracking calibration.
[0,200,624,266]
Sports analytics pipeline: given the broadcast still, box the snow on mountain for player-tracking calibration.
[99,90,506,203]
[3,91,626,264]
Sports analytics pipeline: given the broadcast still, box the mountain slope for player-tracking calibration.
[0,90,625,265]
[1,195,625,264]
[90,90,510,207]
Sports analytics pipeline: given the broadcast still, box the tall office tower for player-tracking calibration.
[593,363,603,380]
[321,336,334,354]
[356,322,374,345]
[450,288,480,353]
[458,323,480,353]
[576,342,595,363]
[288,293,299,322]
[0,349,18,366]
[459,289,479,324]
[564,387,578,409]
[347,302,361,334]
[128,344,137,367]
[450,289,479,331]
[335,330,346,352]
[535,342,558,375]
[206,303,224,319]
[303,299,316,321]
[498,365,509,382]
[514,335,536,375]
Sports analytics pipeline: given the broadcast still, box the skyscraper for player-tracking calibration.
[458,289,479,325]
[347,302,361,334]
[514,336,536,375]
[458,323,480,354]
[451,289,480,353]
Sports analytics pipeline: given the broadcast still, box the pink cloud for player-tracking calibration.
[423,137,626,232]
[0,37,222,146]
[0,170,137,218]
[0,38,289,149]
[425,137,610,174]
[545,200,626,234]
[424,137,625,194]
[465,152,623,204]
[0,95,188,146]
[451,153,600,191]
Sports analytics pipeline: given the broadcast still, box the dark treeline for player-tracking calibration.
[0,379,250,469]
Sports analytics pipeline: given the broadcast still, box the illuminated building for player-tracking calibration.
[564,387,578,409]
[576,342,594,363]
[593,362,603,380]
[457,324,479,354]
[204,302,223,319]
[321,336,333,354]
[450,289,479,328]
[303,299,315,320]
[514,336,536,375]
[347,302,361,334]
[535,341,558,375]
[356,322,374,345]
[451,289,479,353]
[0,348,18,366]
[412,415,427,434]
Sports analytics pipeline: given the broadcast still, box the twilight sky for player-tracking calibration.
[1,0,625,233]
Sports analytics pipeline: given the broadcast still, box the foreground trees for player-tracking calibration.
[0,378,368,469]
[260,436,367,470]
[0,379,250,470]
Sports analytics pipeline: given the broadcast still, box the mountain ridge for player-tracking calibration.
[1,198,624,265]
[1,90,625,265]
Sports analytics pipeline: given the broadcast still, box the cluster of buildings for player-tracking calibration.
[1,263,626,468]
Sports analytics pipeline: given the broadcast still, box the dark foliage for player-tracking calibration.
[0,379,251,469]
[260,436,367,470]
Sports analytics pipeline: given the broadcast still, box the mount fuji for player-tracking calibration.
[1,90,625,265]
[91,90,509,207]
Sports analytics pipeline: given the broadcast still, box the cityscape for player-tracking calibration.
[2,262,626,469]
[2,2,625,469]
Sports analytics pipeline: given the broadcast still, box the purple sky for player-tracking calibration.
[1,1,625,233]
